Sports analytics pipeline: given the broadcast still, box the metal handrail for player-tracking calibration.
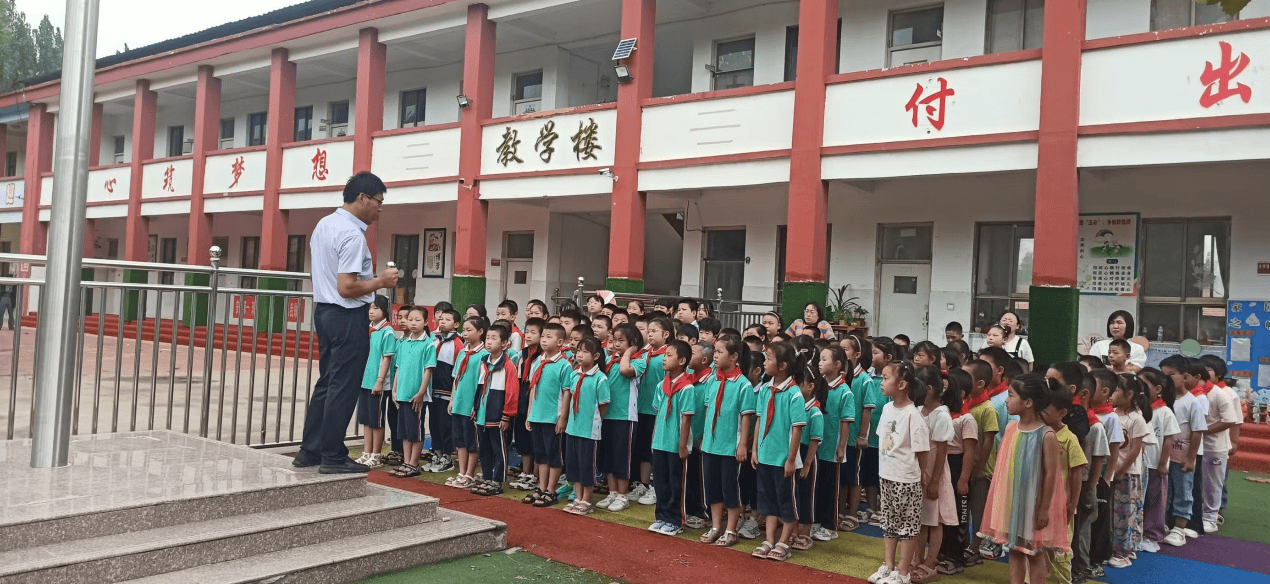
[0,252,310,280]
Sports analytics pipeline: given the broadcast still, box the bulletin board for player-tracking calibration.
[1226,300,1270,405]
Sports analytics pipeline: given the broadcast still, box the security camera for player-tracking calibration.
[458,178,466,184]
[599,168,612,176]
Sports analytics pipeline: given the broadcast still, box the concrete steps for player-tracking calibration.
[0,431,505,584]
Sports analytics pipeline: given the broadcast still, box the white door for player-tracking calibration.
[877,263,931,340]
[502,260,533,314]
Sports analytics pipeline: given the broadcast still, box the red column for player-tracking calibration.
[261,48,296,271]
[783,0,836,285]
[453,4,496,281]
[606,0,656,287]
[0,123,7,177]
[355,27,387,263]
[188,65,220,266]
[89,103,103,167]
[1032,0,1086,287]
[125,80,157,262]
[21,104,54,254]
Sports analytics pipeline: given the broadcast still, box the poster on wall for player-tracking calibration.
[1227,300,1270,405]
[422,229,446,278]
[1,182,23,209]
[1077,213,1139,296]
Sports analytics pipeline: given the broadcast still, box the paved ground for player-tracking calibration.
[360,549,621,584]
[0,326,334,446]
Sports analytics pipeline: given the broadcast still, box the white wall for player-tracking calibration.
[99,110,133,164]
[679,185,788,301]
[384,62,463,129]
[295,80,357,139]
[153,97,195,158]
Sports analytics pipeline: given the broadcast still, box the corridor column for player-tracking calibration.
[451,4,496,310]
[354,27,387,263]
[0,124,7,177]
[1029,0,1086,368]
[606,0,655,294]
[89,103,103,167]
[780,0,836,324]
[258,48,297,331]
[185,66,221,325]
[123,80,157,320]
[20,104,54,255]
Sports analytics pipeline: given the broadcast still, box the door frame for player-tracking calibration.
[501,231,536,303]
[873,222,934,339]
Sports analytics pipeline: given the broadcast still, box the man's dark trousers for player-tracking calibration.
[300,303,370,465]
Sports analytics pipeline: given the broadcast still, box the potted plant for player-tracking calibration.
[829,285,865,327]
[845,301,869,328]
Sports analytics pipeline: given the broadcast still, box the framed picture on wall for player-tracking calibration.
[147,234,158,262]
[423,228,446,278]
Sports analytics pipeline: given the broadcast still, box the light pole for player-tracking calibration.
[30,0,101,468]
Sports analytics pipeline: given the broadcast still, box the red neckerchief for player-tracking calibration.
[531,352,563,390]
[987,381,1009,399]
[1216,381,1227,389]
[711,366,743,433]
[1091,402,1115,425]
[690,367,711,385]
[826,373,846,390]
[762,377,795,438]
[644,344,667,364]
[961,389,991,417]
[473,354,509,417]
[521,347,541,381]
[662,372,695,421]
[604,356,620,376]
[1191,382,1212,397]
[454,343,483,381]
[434,332,462,360]
[369,319,388,335]
[572,365,601,414]
[1151,398,1166,410]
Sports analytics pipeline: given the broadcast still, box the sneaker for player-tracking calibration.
[811,525,838,541]
[608,496,630,512]
[868,564,892,584]
[1107,556,1132,569]
[857,509,871,522]
[884,572,911,584]
[738,517,761,540]
[353,452,374,465]
[1203,520,1220,534]
[648,520,667,533]
[429,455,455,473]
[655,522,684,536]
[1181,527,1199,539]
[367,453,384,468]
[685,515,708,529]
[596,493,617,509]
[627,483,647,502]
[557,483,574,498]
[1163,528,1188,547]
[638,485,657,505]
[1138,539,1161,553]
[1071,571,1089,584]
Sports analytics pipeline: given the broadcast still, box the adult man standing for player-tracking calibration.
[294,172,399,473]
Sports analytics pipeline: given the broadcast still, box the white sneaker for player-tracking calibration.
[608,496,630,512]
[1138,539,1160,553]
[884,572,911,584]
[596,493,616,509]
[638,485,657,505]
[811,525,838,541]
[654,522,684,536]
[627,483,647,502]
[1203,520,1220,534]
[1107,556,1132,569]
[868,564,892,584]
[430,455,455,473]
[737,517,761,539]
[1163,528,1187,547]
[1181,527,1199,539]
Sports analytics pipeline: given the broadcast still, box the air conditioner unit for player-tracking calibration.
[219,138,234,150]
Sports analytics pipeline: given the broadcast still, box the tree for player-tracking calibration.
[0,5,61,93]
[33,15,62,75]
[1209,0,1249,17]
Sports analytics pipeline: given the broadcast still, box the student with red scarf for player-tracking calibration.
[749,341,809,562]
[647,340,697,536]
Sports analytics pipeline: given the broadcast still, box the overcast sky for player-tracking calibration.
[16,0,302,58]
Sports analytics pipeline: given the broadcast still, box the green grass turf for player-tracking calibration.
[359,548,622,583]
[355,447,1016,584]
[1214,471,1270,546]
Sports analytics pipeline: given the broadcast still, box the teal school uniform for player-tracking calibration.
[864,373,890,449]
[527,354,576,424]
[689,367,713,443]
[820,374,856,462]
[565,366,611,440]
[637,346,667,416]
[801,397,824,448]
[700,370,756,457]
[755,378,809,467]
[604,355,646,422]
[449,344,489,418]
[651,372,696,453]
[393,332,437,402]
[361,324,398,391]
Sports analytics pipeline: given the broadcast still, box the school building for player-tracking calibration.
[1,0,1267,365]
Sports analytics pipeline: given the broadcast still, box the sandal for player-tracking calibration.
[523,489,542,504]
[388,465,411,477]
[766,542,792,561]
[714,530,739,547]
[562,500,583,514]
[699,527,723,544]
[533,491,559,508]
[839,515,860,531]
[911,564,938,583]
[936,559,961,575]
[752,541,774,559]
[574,500,594,515]
[790,535,813,550]
[396,464,421,478]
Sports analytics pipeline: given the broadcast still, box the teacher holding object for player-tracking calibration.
[294,172,400,474]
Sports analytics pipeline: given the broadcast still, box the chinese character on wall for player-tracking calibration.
[905,77,955,131]
[162,164,176,192]
[1200,41,1251,108]
[535,121,558,163]
[495,127,523,167]
[570,118,602,161]
[311,148,329,181]
[229,156,245,188]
